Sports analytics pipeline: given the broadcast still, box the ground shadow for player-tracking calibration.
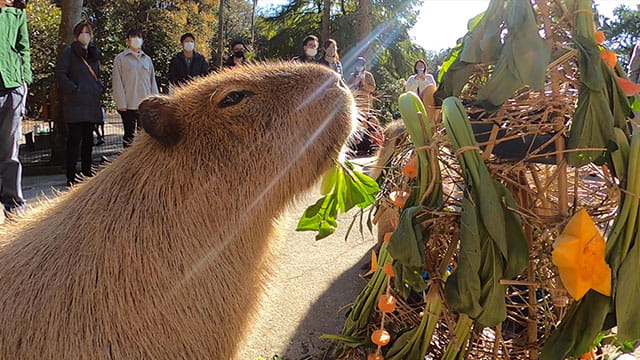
[280,249,373,360]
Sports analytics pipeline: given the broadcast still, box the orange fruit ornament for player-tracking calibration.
[401,156,418,178]
[594,31,606,45]
[383,262,395,277]
[371,329,391,346]
[367,354,384,360]
[601,49,617,68]
[378,294,397,313]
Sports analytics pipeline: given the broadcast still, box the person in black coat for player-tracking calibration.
[55,22,104,186]
[223,40,247,68]
[168,33,209,88]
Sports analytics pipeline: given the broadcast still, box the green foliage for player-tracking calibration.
[601,4,640,68]
[25,0,61,119]
[297,161,379,240]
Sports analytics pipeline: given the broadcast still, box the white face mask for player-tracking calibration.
[183,41,195,52]
[305,48,317,57]
[130,37,143,49]
[325,47,336,57]
[78,33,91,46]
[416,67,425,74]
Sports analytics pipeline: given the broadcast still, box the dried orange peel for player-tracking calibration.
[552,209,611,300]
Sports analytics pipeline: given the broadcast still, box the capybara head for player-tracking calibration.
[136,62,356,197]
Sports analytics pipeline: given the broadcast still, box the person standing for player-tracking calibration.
[0,0,30,217]
[317,39,343,76]
[168,32,209,88]
[223,40,247,68]
[346,57,376,113]
[291,35,319,63]
[55,22,104,186]
[112,28,159,148]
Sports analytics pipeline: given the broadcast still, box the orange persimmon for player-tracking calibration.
[601,49,617,68]
[616,76,640,96]
[378,294,397,313]
[383,262,395,277]
[371,329,391,346]
[552,209,611,300]
[594,31,606,45]
[402,156,418,178]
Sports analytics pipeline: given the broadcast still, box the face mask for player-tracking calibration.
[78,33,91,46]
[183,41,195,52]
[305,48,318,57]
[416,67,425,74]
[233,50,244,58]
[325,47,336,57]
[130,37,143,49]
[356,65,364,72]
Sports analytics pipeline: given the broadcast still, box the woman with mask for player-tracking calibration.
[291,35,319,63]
[405,59,436,98]
[112,28,159,148]
[55,22,104,186]
[168,33,209,88]
[347,57,376,113]
[318,39,343,76]
[223,41,247,68]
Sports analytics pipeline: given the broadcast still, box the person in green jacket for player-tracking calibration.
[0,0,31,218]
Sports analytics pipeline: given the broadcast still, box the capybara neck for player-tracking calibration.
[0,62,356,360]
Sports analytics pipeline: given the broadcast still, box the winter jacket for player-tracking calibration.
[112,48,159,110]
[0,6,32,89]
[168,51,209,86]
[55,42,104,124]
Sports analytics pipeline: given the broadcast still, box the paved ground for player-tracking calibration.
[7,158,379,360]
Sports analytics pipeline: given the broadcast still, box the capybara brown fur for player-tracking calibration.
[0,63,356,359]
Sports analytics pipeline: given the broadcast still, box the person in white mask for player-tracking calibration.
[55,22,104,186]
[112,28,159,148]
[168,33,209,88]
[347,56,376,113]
[291,35,319,63]
[405,59,436,98]
[318,39,343,77]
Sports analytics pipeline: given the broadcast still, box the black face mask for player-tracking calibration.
[233,51,244,58]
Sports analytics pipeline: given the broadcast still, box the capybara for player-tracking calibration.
[0,63,356,359]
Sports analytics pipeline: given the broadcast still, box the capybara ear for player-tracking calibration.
[138,96,182,147]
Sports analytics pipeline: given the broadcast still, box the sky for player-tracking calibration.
[258,0,639,51]
[409,0,639,51]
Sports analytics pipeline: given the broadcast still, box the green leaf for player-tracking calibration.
[297,164,379,240]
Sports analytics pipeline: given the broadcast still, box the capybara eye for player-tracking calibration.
[219,91,254,108]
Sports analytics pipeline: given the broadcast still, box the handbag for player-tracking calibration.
[81,56,106,123]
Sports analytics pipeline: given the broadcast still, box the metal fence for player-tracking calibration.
[19,112,125,166]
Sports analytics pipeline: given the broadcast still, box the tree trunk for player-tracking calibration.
[357,0,372,57]
[217,0,225,68]
[52,0,83,165]
[321,0,331,43]
[251,0,257,45]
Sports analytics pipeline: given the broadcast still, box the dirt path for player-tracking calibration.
[237,191,376,360]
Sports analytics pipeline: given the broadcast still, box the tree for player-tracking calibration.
[601,4,640,68]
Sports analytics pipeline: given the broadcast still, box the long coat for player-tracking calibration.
[55,42,103,123]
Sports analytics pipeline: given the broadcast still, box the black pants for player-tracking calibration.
[118,109,139,147]
[66,122,94,183]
